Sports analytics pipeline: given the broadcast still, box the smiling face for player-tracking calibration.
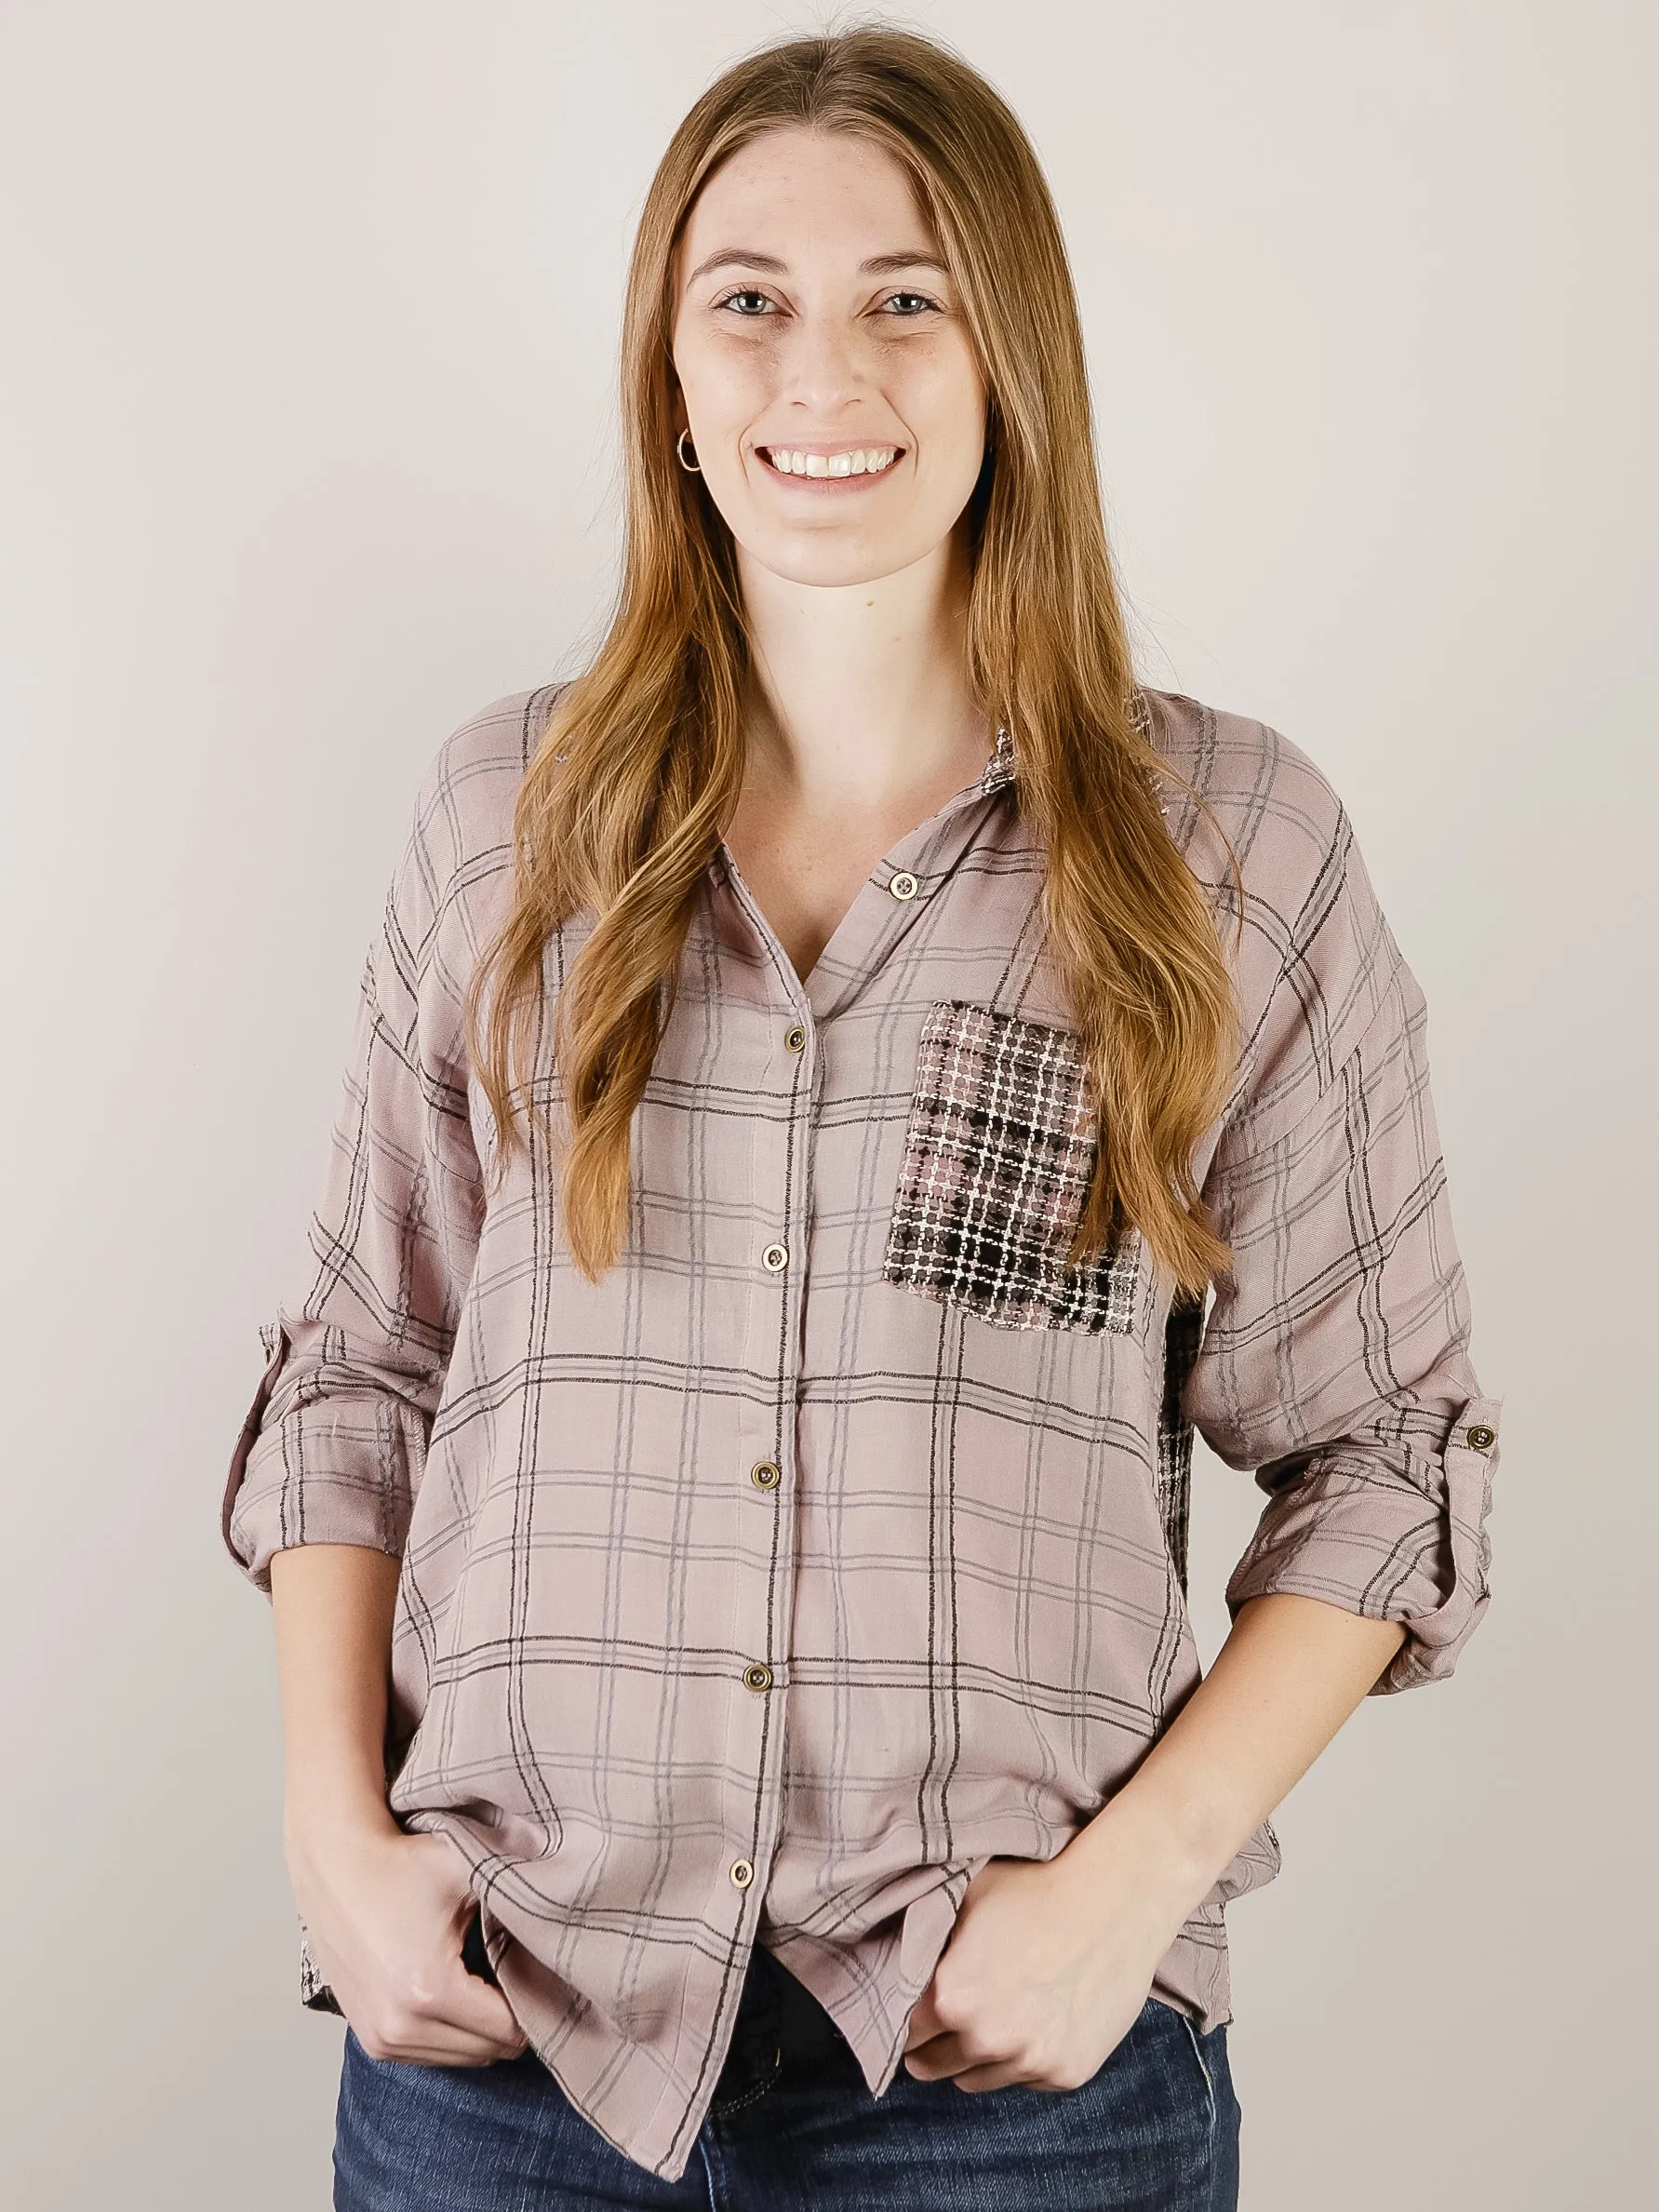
[669,127,989,591]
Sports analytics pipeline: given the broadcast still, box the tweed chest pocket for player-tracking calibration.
[880,1000,1144,1334]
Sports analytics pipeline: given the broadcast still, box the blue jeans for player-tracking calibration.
[334,1938,1239,2210]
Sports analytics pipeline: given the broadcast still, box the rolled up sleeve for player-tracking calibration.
[221,752,487,1594]
[1185,815,1500,1694]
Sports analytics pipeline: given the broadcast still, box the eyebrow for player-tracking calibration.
[683,248,950,290]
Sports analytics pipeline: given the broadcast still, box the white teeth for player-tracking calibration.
[764,446,897,477]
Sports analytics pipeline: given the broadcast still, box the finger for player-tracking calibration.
[346,1990,525,2070]
[372,2005,528,2069]
[363,1952,528,2067]
[944,2060,1035,2093]
[903,2031,966,2080]
[430,1956,528,2052]
[377,2024,523,2069]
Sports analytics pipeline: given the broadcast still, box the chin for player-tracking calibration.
[742,530,934,592]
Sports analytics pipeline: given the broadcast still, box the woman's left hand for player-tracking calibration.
[901,1841,1185,2094]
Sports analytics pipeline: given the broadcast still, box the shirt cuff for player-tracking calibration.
[299,1919,343,2015]
[221,1321,423,1593]
[1223,1394,1500,1694]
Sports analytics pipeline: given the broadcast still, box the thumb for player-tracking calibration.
[903,1984,945,2051]
[436,1932,528,2051]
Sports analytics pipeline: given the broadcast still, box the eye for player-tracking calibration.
[880,290,942,316]
[713,288,775,316]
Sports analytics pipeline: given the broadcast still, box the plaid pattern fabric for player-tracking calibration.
[221,682,1500,2184]
[297,1925,336,2013]
[1156,1293,1208,1591]
[882,1000,1143,1333]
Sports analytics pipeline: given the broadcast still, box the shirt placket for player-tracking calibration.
[700,867,814,1929]
[649,899,814,2174]
[699,751,1017,1916]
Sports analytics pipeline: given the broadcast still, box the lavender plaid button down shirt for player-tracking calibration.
[222,682,1500,2181]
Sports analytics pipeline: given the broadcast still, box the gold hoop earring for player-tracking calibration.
[676,428,702,475]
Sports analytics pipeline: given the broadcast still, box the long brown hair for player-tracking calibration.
[465,24,1241,1299]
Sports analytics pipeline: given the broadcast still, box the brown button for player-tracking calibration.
[1465,1424,1496,1452]
[784,1024,807,1052]
[743,1663,773,1693]
[751,1459,782,1490]
[761,1241,788,1272]
[889,871,918,901]
[729,1857,755,1889]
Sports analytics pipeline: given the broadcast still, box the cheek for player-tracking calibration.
[676,331,774,427]
[913,398,989,500]
[894,349,986,466]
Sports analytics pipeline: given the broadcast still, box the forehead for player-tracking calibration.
[678,127,937,261]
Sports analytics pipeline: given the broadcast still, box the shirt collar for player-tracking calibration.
[966,691,1149,804]
[979,723,1016,797]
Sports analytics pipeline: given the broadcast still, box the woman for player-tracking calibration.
[222,27,1500,2211]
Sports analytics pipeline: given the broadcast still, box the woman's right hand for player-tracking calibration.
[286,1813,529,2068]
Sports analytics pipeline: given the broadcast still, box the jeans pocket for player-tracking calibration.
[881,1000,1144,1334]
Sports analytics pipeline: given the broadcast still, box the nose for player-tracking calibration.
[777,308,866,419]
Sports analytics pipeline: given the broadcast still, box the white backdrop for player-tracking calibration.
[2,4,1653,2205]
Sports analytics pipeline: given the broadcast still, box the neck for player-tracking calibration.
[733,529,993,809]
